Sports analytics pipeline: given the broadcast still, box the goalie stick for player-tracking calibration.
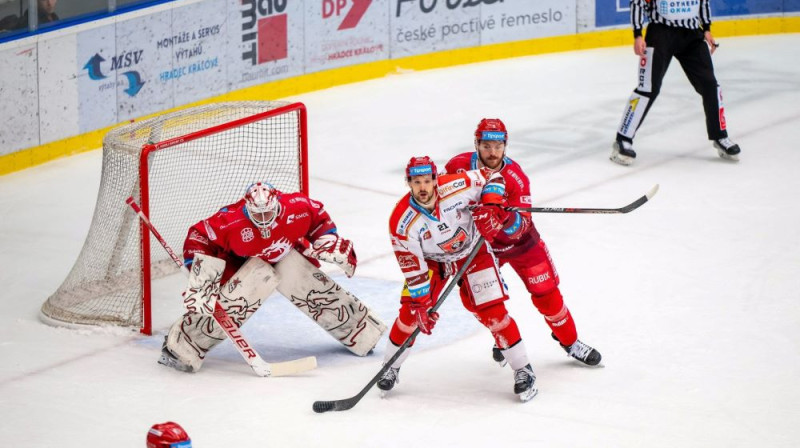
[476,184,659,214]
[126,197,317,377]
[312,236,486,413]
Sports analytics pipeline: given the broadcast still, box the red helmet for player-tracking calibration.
[244,182,281,229]
[474,118,508,142]
[146,422,191,448]
[405,156,438,180]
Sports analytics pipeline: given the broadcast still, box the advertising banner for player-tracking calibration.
[595,0,799,29]
[76,24,118,133]
[38,33,79,145]
[226,0,305,91]
[479,0,575,45]
[304,0,390,73]
[156,0,228,108]
[390,0,480,57]
[0,43,39,154]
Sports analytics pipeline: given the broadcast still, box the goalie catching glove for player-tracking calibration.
[302,233,358,277]
[182,253,225,315]
[401,293,439,335]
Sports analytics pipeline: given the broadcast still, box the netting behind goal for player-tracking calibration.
[41,101,308,334]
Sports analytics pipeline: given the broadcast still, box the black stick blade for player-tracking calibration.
[313,399,354,413]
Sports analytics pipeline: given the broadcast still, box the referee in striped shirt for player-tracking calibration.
[610,0,741,165]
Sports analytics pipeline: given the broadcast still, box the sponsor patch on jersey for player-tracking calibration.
[423,230,432,240]
[438,178,467,198]
[508,170,525,189]
[397,209,417,235]
[188,229,208,245]
[397,253,420,272]
[241,228,254,242]
[203,220,217,241]
[442,200,463,213]
[437,227,468,253]
[520,195,532,205]
[467,267,503,306]
[286,212,309,224]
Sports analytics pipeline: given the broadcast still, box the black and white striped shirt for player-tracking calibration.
[630,0,712,37]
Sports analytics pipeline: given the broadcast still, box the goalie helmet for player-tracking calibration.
[146,421,191,448]
[405,156,438,180]
[474,118,508,142]
[244,182,281,230]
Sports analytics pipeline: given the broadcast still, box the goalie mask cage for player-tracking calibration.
[41,101,309,335]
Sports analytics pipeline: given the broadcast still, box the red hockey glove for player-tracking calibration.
[303,234,358,277]
[471,205,507,243]
[402,294,439,335]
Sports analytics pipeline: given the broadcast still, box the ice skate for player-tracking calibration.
[610,139,636,166]
[157,338,195,373]
[553,333,602,367]
[513,364,538,402]
[713,138,740,161]
[377,366,400,398]
[491,345,508,368]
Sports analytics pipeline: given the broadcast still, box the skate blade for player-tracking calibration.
[379,390,390,399]
[716,148,740,162]
[518,387,539,403]
[157,354,194,373]
[609,153,634,166]
[495,359,508,368]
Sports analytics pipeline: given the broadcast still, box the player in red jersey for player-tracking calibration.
[158,182,360,372]
[446,119,602,367]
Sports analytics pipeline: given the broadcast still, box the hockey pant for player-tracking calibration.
[500,239,578,347]
[385,241,529,369]
[616,23,728,142]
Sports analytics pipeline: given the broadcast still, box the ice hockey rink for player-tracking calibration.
[1,33,799,447]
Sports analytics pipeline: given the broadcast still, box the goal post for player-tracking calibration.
[41,101,309,335]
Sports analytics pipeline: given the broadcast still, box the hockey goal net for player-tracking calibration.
[41,101,308,334]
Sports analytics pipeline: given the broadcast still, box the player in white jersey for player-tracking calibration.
[379,156,537,402]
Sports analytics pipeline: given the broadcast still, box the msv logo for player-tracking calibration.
[83,50,145,97]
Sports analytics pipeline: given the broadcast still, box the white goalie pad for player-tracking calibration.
[183,253,226,315]
[165,257,281,371]
[274,250,387,356]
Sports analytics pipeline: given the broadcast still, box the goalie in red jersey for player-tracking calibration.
[159,182,385,373]
[446,118,602,367]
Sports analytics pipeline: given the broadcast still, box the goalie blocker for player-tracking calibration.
[164,250,386,372]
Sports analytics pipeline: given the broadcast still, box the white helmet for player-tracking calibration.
[244,182,281,229]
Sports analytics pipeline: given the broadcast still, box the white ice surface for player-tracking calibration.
[1,34,799,447]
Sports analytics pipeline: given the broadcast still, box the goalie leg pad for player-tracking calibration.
[275,250,387,356]
[163,257,281,371]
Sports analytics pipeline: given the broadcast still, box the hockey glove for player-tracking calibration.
[402,295,439,335]
[182,253,225,315]
[471,205,507,243]
[304,233,358,277]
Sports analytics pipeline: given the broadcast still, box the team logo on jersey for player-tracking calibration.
[257,237,293,262]
[437,227,468,253]
[241,228,255,242]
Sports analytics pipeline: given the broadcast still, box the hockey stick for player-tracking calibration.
[125,197,317,377]
[479,184,659,215]
[312,236,486,413]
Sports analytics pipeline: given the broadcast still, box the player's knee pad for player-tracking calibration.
[474,303,521,349]
[531,288,566,319]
